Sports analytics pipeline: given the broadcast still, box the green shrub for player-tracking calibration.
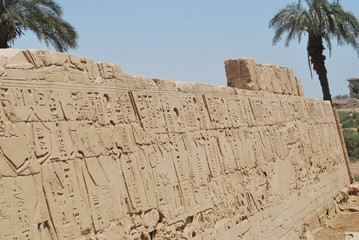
[339,111,359,128]
[353,113,359,122]
[352,147,359,157]
[338,111,359,162]
[334,94,349,99]
[343,130,359,162]
[338,111,353,122]
[349,82,359,99]
[354,175,359,182]
[342,119,359,128]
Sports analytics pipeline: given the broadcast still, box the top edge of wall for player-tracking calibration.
[0,49,304,96]
[225,58,305,96]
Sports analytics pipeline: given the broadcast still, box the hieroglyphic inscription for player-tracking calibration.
[0,49,350,240]
[0,87,348,240]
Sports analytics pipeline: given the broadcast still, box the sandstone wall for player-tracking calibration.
[0,49,350,240]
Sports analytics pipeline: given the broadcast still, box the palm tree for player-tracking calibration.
[269,0,359,102]
[0,0,77,52]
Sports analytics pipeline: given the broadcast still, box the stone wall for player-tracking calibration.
[0,49,350,240]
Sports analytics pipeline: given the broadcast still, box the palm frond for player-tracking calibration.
[269,1,308,46]
[269,0,359,54]
[0,0,77,52]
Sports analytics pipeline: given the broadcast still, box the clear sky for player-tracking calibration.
[14,0,359,99]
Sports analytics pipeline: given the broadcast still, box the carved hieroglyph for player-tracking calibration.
[0,49,350,240]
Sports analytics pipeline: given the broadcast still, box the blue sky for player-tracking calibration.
[14,0,359,99]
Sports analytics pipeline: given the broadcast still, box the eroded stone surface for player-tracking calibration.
[345,232,359,240]
[0,49,350,240]
[225,58,305,96]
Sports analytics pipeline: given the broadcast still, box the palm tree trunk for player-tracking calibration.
[0,22,12,49]
[307,34,332,102]
[0,41,9,48]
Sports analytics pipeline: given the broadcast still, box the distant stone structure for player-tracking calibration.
[0,49,351,240]
[347,77,359,98]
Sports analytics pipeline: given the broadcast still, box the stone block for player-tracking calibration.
[225,58,304,96]
[6,50,34,69]
[225,58,259,90]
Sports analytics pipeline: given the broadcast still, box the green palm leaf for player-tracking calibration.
[0,0,77,52]
[269,0,359,102]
